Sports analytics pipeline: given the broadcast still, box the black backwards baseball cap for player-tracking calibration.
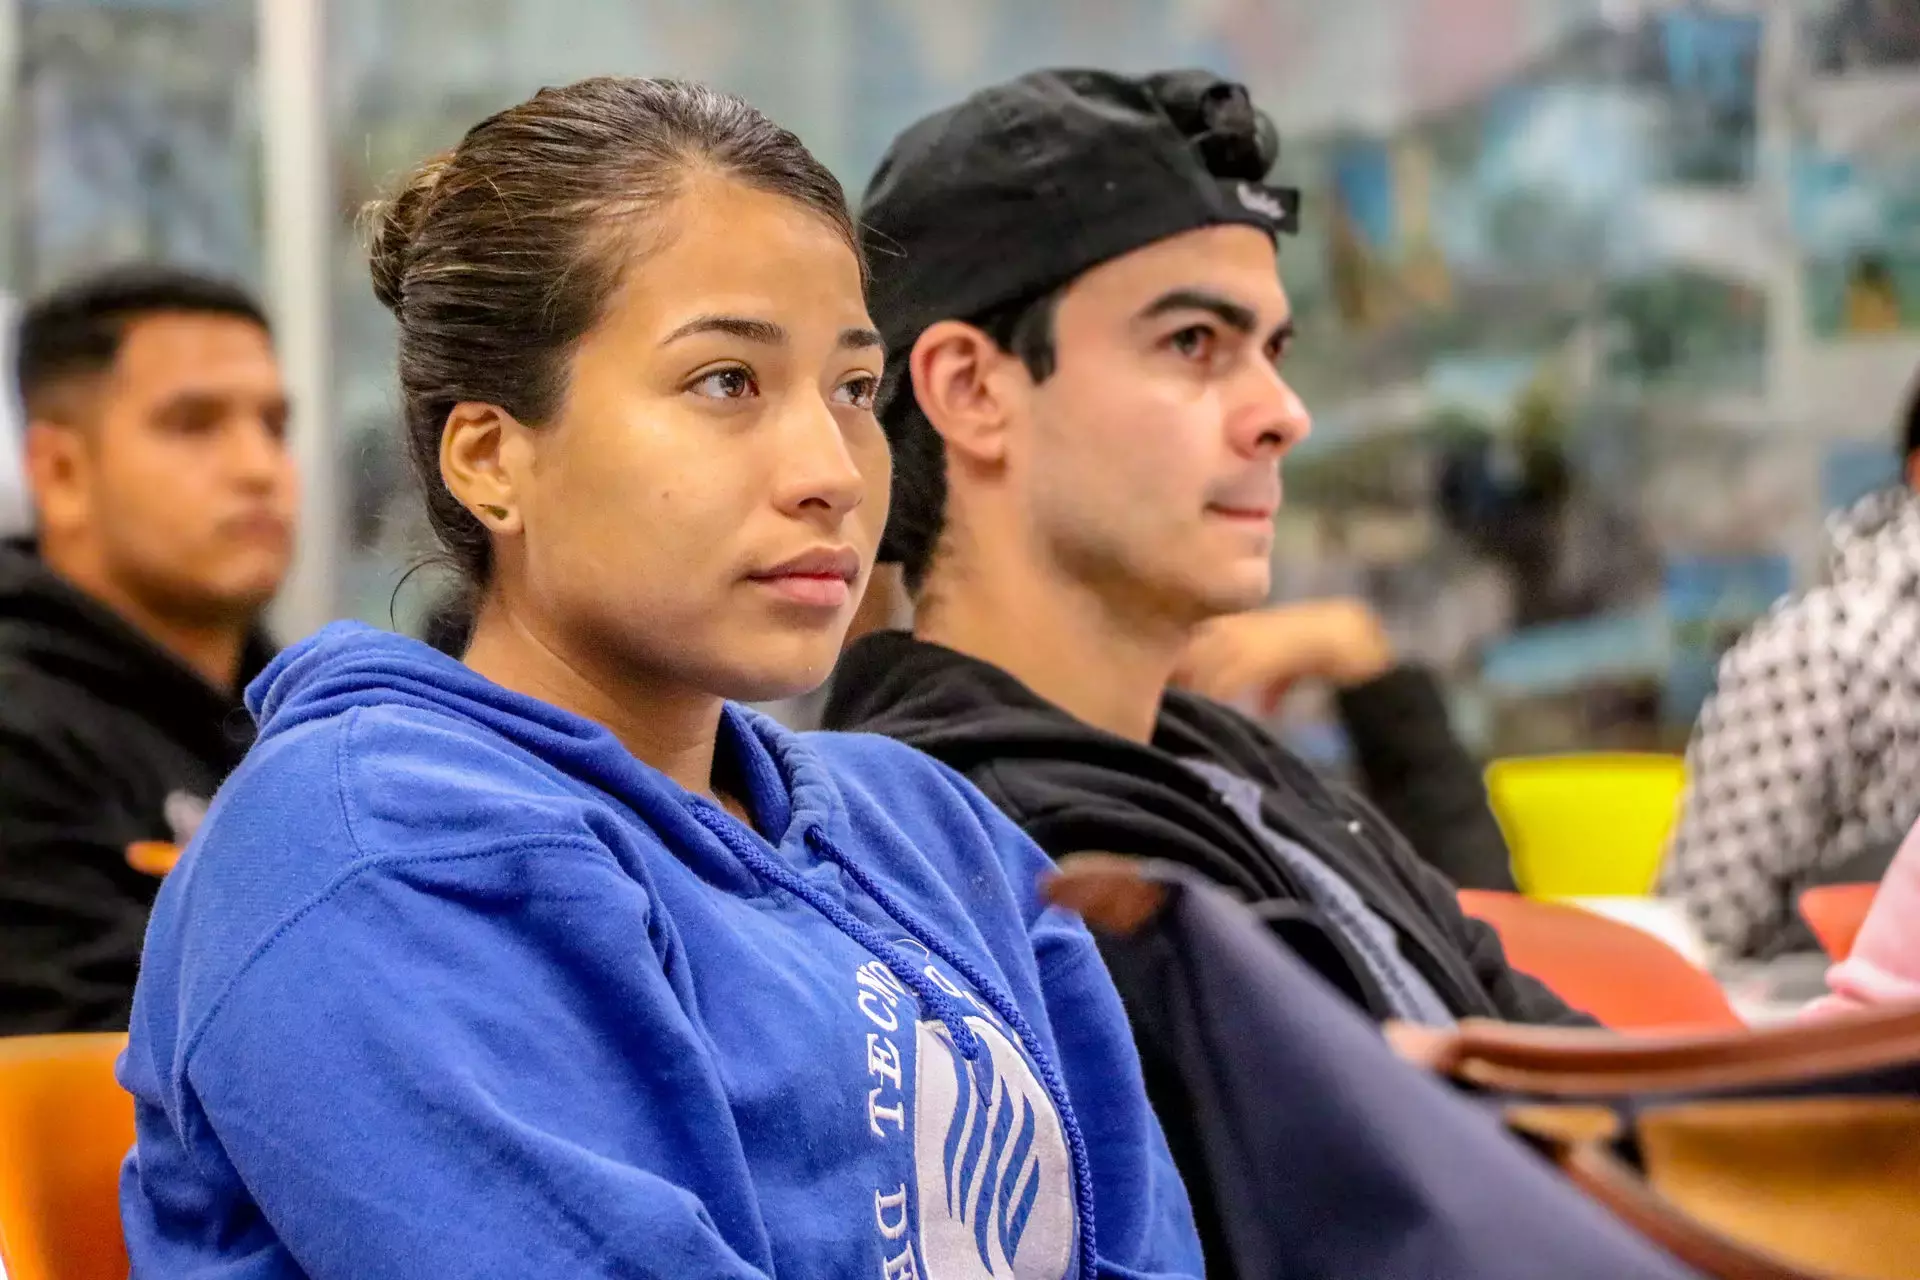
[860,68,1299,568]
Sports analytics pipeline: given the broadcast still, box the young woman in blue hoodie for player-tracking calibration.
[119,78,1201,1280]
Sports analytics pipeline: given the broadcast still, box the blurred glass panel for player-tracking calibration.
[11,0,258,293]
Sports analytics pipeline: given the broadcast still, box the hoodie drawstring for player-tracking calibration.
[689,805,1099,1280]
[692,806,982,1059]
[803,826,1101,1280]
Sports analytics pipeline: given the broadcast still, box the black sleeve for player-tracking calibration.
[0,725,157,1033]
[1385,818,1597,1027]
[1455,909,1599,1027]
[1334,664,1517,892]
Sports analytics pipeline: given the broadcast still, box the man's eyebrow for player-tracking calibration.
[661,315,788,346]
[1137,288,1259,335]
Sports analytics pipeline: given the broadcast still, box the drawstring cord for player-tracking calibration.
[688,804,1099,1280]
[692,806,983,1060]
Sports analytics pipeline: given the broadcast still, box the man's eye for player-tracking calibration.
[1168,326,1216,361]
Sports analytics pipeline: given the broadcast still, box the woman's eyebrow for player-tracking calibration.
[661,315,787,346]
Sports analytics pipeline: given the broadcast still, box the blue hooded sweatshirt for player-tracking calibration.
[118,623,1202,1280]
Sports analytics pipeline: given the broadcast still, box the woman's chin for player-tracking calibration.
[708,641,844,706]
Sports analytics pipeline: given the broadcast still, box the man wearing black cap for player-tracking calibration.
[826,72,1582,1021]
[823,70,1589,1268]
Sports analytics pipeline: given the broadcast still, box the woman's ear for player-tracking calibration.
[441,402,527,534]
[909,321,1018,468]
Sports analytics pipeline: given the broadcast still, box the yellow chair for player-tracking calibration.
[0,1034,135,1280]
[1485,754,1686,897]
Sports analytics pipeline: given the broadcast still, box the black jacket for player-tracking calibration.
[1327,662,1515,892]
[825,633,1588,1280]
[822,631,1582,1028]
[0,542,271,1033]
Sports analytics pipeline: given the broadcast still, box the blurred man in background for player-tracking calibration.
[0,265,295,1032]
[1662,383,1920,960]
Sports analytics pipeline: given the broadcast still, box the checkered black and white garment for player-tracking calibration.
[1662,488,1920,960]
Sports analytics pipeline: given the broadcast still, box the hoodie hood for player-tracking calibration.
[0,539,272,755]
[822,629,1284,791]
[248,620,815,856]
[821,629,1108,768]
[1825,488,1920,594]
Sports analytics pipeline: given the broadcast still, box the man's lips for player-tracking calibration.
[1205,503,1277,521]
[220,510,292,541]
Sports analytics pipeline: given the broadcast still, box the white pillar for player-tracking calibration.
[258,0,336,638]
[0,0,19,290]
[791,0,851,176]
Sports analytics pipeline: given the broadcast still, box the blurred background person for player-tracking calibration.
[0,265,295,1033]
[1173,598,1515,891]
[1661,379,1920,960]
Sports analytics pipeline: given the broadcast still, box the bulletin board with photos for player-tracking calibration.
[1266,0,1920,766]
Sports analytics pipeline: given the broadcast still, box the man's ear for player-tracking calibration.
[909,321,1020,468]
[23,418,89,535]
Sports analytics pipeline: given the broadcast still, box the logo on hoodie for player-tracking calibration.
[914,1015,1072,1279]
[855,947,1073,1280]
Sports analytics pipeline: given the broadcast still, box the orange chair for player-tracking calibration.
[0,1034,134,1280]
[1799,883,1880,961]
[1458,890,1742,1033]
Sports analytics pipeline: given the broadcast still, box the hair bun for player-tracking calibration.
[1143,71,1279,182]
[364,152,451,314]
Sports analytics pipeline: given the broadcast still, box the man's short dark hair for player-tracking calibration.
[881,285,1063,592]
[15,265,270,414]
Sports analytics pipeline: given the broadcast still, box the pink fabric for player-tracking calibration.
[1805,820,1920,1017]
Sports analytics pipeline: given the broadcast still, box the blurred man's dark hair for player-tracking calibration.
[17,265,271,415]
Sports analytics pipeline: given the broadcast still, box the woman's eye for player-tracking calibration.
[834,375,880,411]
[691,368,757,400]
[1168,325,1216,361]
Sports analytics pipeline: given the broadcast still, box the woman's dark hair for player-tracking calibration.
[365,77,862,601]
